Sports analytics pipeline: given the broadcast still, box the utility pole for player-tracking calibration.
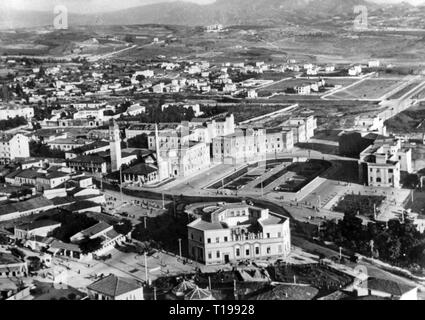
[154,287,157,301]
[119,165,123,203]
[144,216,147,229]
[261,181,264,198]
[208,276,212,291]
[144,252,148,284]
[162,192,165,210]
[374,203,377,220]
[233,279,238,300]
[178,238,182,258]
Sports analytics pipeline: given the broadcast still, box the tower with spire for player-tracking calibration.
[155,124,169,181]
[109,119,122,172]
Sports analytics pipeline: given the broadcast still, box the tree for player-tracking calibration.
[114,219,133,235]
[0,116,27,131]
[0,233,9,245]
[403,174,420,189]
[127,134,148,149]
[30,141,65,159]
[136,75,146,82]
[27,256,42,272]
[79,237,103,255]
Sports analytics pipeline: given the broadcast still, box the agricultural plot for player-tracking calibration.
[388,81,422,100]
[326,79,407,100]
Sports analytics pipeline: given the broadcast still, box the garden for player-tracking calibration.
[274,160,331,193]
[267,263,353,294]
[333,194,385,217]
[319,213,425,272]
[207,166,250,190]
[254,167,288,189]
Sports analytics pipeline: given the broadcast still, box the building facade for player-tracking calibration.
[109,120,122,172]
[212,128,267,165]
[359,139,411,188]
[187,203,291,265]
[0,134,30,162]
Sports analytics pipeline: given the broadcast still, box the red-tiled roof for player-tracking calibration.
[87,274,142,298]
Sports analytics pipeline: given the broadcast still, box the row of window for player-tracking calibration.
[370,177,392,184]
[370,168,396,173]
[207,246,282,260]
[205,232,283,244]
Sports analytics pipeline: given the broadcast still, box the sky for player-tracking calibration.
[0,0,424,13]
[0,0,216,13]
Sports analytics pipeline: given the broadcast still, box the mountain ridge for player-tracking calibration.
[0,0,413,29]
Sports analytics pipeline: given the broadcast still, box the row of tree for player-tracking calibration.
[0,116,27,131]
[320,213,425,268]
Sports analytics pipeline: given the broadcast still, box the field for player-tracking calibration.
[385,103,425,134]
[326,79,407,100]
[388,81,422,100]
[323,78,360,87]
[258,78,328,96]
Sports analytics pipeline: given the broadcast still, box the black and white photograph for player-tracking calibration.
[0,0,425,308]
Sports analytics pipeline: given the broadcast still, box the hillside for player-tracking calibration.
[0,0,389,29]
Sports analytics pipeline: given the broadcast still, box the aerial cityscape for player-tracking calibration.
[2,0,425,305]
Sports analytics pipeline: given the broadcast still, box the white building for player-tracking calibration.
[126,104,146,116]
[349,65,363,76]
[265,128,294,154]
[161,103,203,117]
[295,84,312,95]
[359,139,412,188]
[368,60,381,68]
[73,108,105,121]
[355,114,386,135]
[153,127,211,179]
[0,106,34,120]
[0,133,30,162]
[188,202,291,265]
[247,89,258,99]
[282,116,317,143]
[212,128,267,165]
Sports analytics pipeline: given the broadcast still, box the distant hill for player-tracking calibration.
[0,0,409,29]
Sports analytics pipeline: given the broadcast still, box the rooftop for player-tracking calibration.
[123,163,157,176]
[0,197,53,216]
[87,274,142,297]
[360,278,417,296]
[15,219,61,231]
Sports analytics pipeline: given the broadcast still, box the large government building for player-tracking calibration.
[187,202,291,265]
